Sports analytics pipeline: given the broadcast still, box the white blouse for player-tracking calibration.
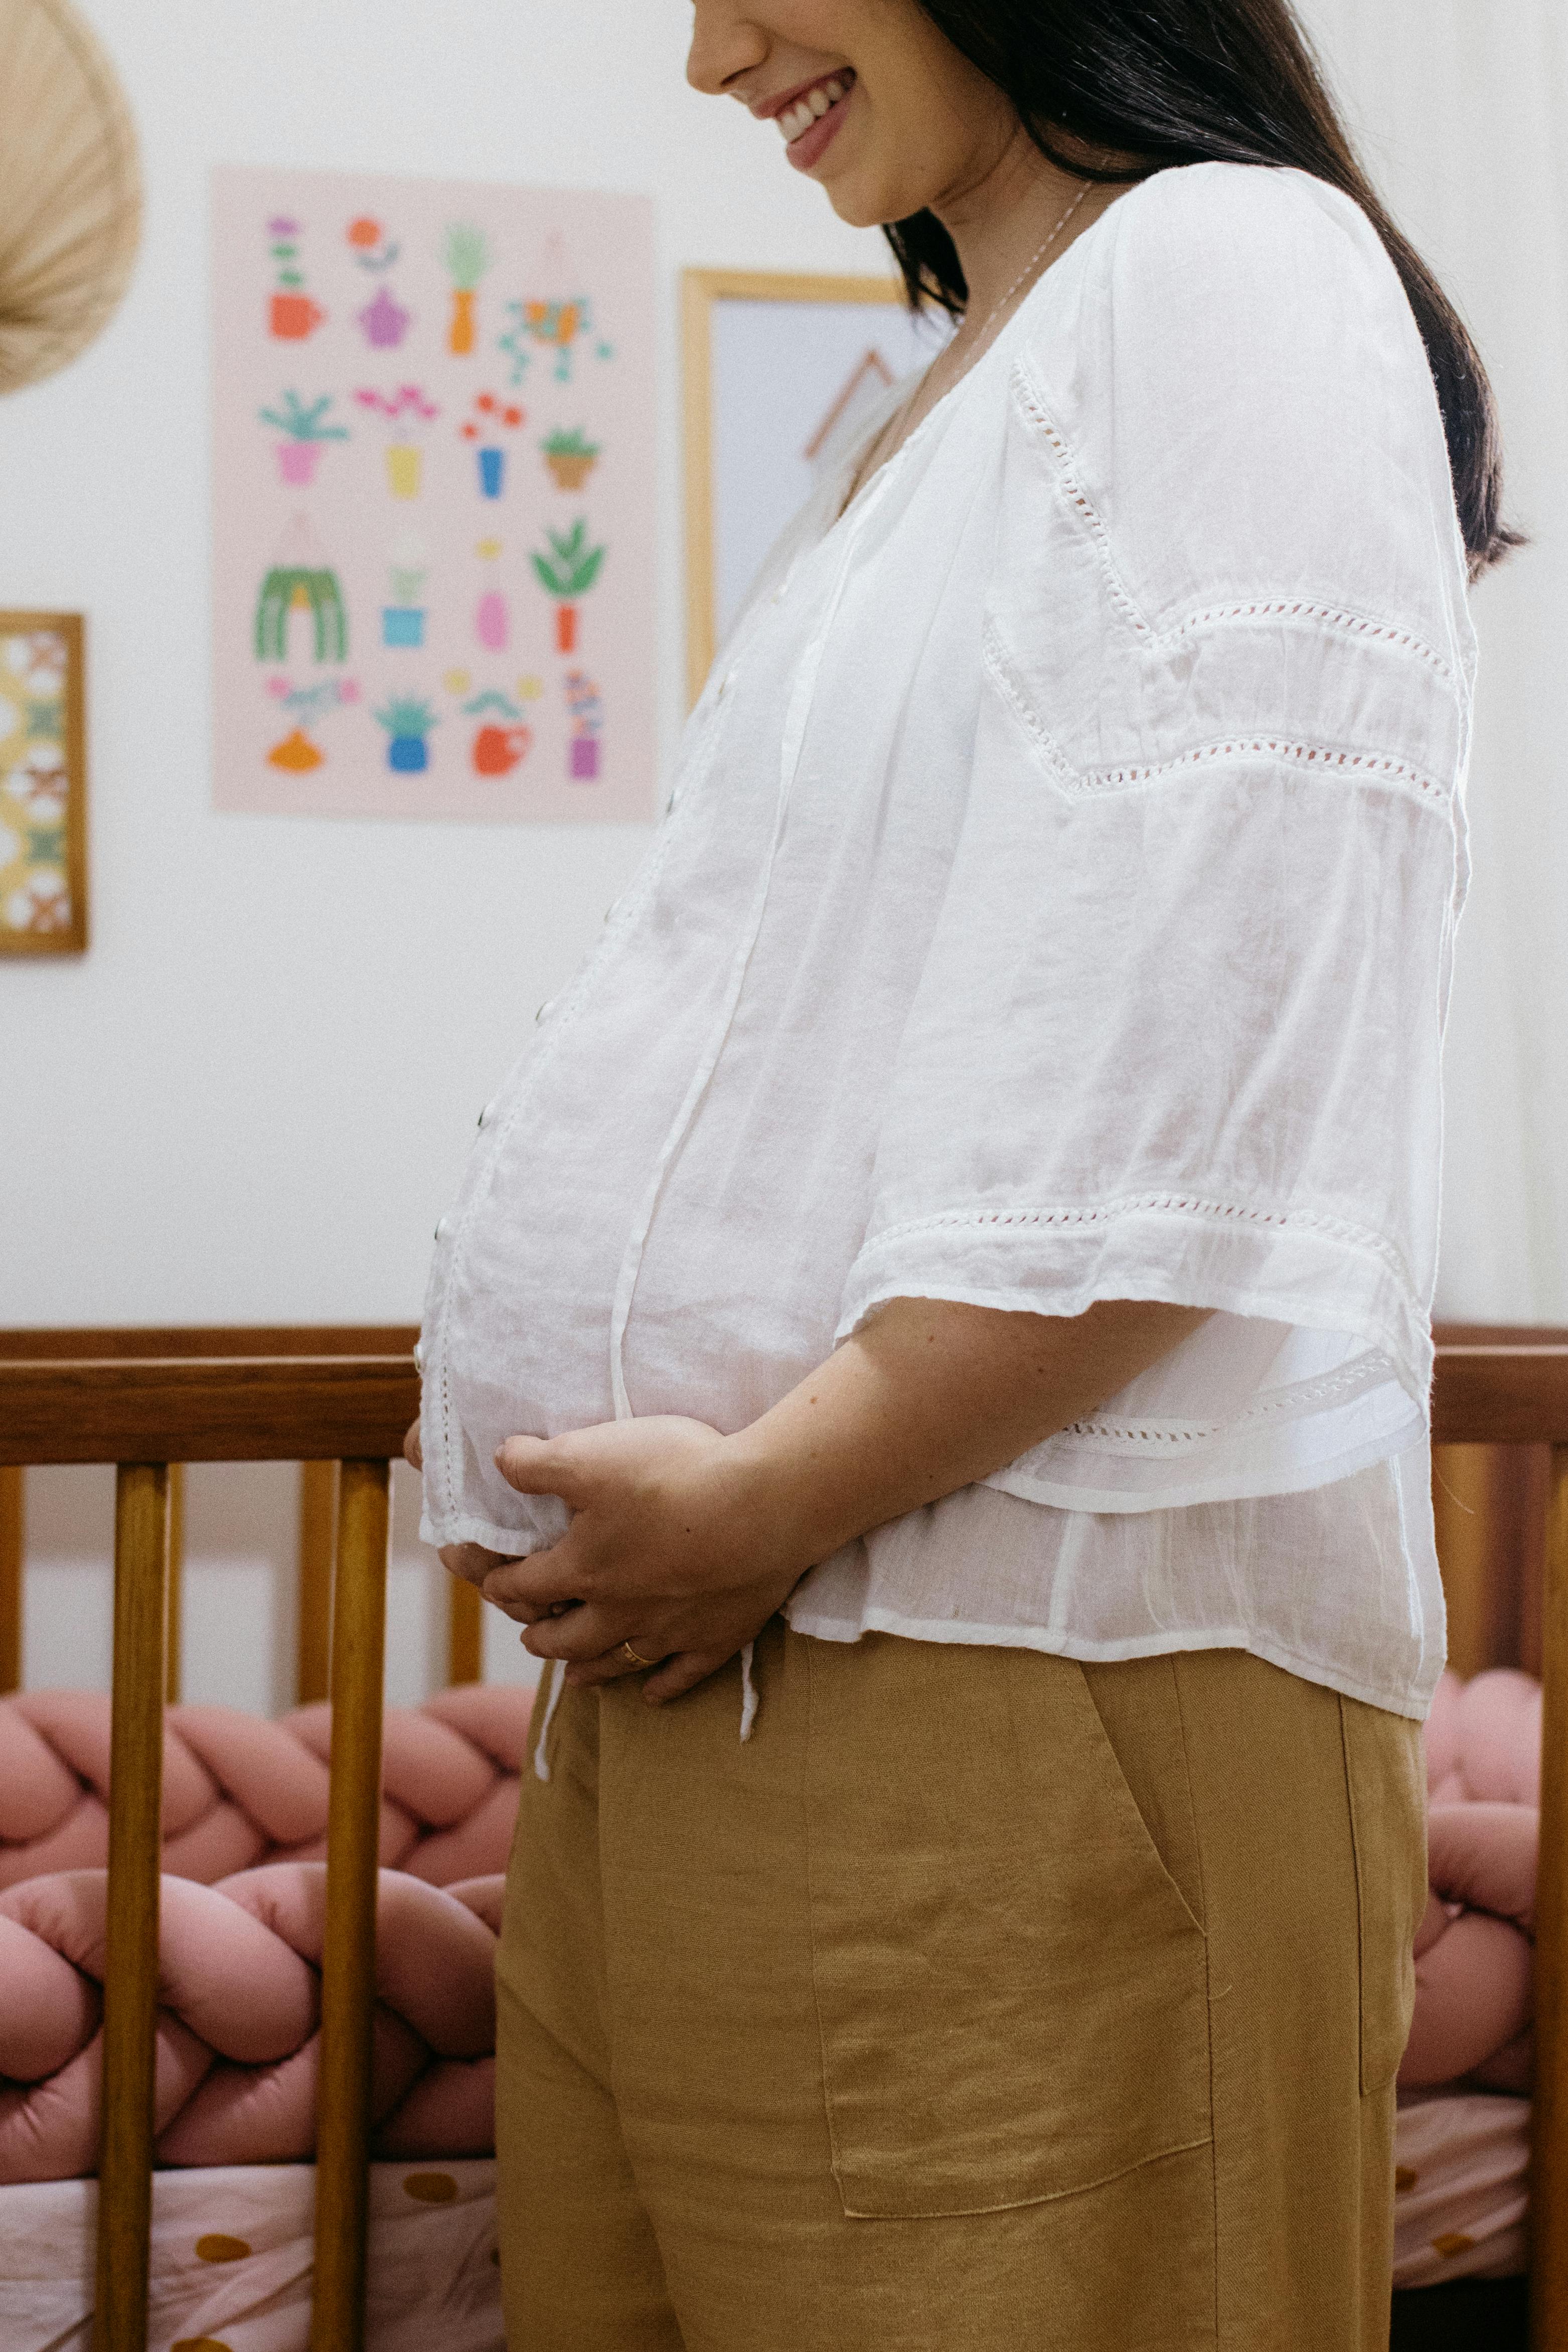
[420,162,1473,1721]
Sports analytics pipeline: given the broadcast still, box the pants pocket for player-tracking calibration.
[1339,1693,1428,2093]
[804,1637,1212,2219]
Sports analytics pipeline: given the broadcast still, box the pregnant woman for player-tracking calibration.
[414,1,1510,2341]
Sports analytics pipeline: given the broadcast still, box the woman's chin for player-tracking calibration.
[815,170,898,231]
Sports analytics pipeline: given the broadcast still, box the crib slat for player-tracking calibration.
[310,1458,390,2352]
[94,1464,169,2352]
[165,1464,186,1704]
[1533,1445,1568,2352]
[0,1465,22,1693]
[297,1459,338,1703]
[448,1575,483,1685]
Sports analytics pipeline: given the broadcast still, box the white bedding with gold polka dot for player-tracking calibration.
[1393,2094,1529,2292]
[0,2159,502,2350]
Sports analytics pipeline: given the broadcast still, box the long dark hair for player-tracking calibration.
[887,0,1518,575]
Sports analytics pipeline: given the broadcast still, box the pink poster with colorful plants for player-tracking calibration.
[211,166,656,821]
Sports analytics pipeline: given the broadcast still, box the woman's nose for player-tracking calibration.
[686,2,768,97]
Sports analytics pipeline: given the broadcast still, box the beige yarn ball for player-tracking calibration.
[0,0,141,396]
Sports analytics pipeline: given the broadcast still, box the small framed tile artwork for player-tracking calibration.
[0,611,88,956]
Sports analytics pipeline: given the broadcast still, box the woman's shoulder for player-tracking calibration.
[1023,158,1442,474]
[1007,162,1467,644]
[1017,160,1436,463]
[1096,159,1392,297]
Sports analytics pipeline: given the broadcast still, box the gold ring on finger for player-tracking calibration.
[620,1640,658,1669]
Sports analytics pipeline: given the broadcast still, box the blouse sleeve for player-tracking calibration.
[835,164,1475,1409]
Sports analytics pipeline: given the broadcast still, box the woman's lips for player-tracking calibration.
[782,77,854,173]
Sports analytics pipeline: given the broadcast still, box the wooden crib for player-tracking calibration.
[3,1324,1568,2351]
[0,1325,435,2352]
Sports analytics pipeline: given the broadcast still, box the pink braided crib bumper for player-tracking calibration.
[0,1864,503,2182]
[1403,1667,1540,2095]
[0,1682,532,1892]
[1393,1666,1540,2293]
[0,1682,535,2185]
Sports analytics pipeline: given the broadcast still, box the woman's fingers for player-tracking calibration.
[561,1648,657,1689]
[439,1541,508,1590]
[642,1650,732,1704]
[519,1603,626,1663]
[494,1434,585,1505]
[481,1539,588,1621]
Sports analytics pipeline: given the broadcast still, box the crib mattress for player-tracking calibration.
[1393,2093,1529,2291]
[0,2158,503,2350]
[0,2099,1530,2332]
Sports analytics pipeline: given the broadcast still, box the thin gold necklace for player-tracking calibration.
[968,179,1093,349]
[847,180,1093,508]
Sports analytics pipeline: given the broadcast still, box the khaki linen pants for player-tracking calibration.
[496,1623,1426,2350]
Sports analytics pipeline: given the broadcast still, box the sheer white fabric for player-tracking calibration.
[420,163,1471,1719]
[791,1447,1443,1719]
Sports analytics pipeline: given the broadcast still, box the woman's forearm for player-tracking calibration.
[479,1293,1208,1697]
[724,1295,1208,1563]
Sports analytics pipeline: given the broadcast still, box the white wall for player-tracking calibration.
[0,0,889,1330]
[7,1,1565,1704]
[6,1,1558,1334]
[1295,0,1568,1319]
[1,0,887,1706]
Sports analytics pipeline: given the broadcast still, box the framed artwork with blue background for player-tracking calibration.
[681,268,949,705]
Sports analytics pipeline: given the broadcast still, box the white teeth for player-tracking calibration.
[776,77,849,141]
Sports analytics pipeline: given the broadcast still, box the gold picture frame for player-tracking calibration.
[682,266,920,707]
[0,609,88,955]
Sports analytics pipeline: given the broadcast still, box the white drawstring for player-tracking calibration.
[738,1641,759,1743]
[532,1657,566,1783]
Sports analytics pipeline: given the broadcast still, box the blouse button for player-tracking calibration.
[434,1216,451,1242]
[477,1097,496,1129]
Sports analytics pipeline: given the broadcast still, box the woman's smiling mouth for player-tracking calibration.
[757,70,857,171]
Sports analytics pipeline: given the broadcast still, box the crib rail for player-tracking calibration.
[0,1326,419,2352]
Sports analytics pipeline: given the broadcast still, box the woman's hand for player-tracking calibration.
[479,1416,807,1703]
[445,1297,1207,1709]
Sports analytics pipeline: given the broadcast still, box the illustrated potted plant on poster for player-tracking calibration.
[498,244,615,386]
[541,427,600,492]
[264,674,360,771]
[382,533,430,648]
[266,216,325,341]
[472,537,509,652]
[564,669,603,781]
[254,517,349,663]
[347,214,413,349]
[461,686,533,776]
[444,223,490,355]
[258,389,349,485]
[460,393,525,498]
[531,520,605,652]
[354,384,440,498]
[374,693,438,772]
